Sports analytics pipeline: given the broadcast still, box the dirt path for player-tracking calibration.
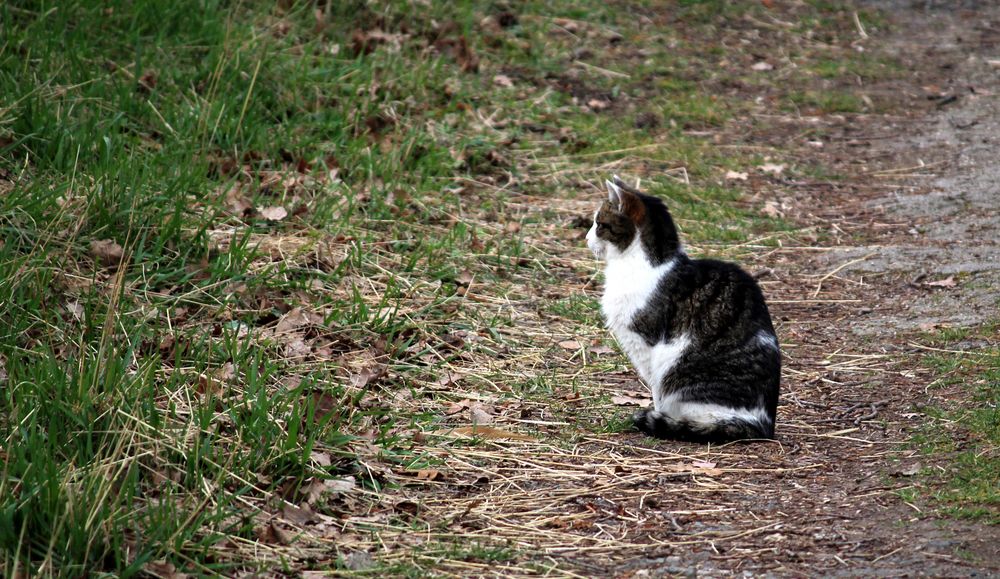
[832,1,1000,338]
[326,4,998,576]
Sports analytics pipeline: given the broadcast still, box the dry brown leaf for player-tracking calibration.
[90,239,124,267]
[351,365,387,389]
[925,276,957,288]
[143,560,187,579]
[65,300,84,321]
[409,469,444,481]
[469,405,493,425]
[138,69,158,92]
[589,344,615,355]
[761,201,783,218]
[196,374,222,398]
[558,340,582,350]
[342,551,375,571]
[258,205,288,221]
[493,74,514,87]
[434,34,479,72]
[269,522,295,545]
[758,163,786,176]
[275,307,325,335]
[587,98,610,111]
[435,372,459,389]
[284,336,311,358]
[446,398,475,415]
[751,61,774,71]
[223,184,253,216]
[724,170,749,181]
[690,461,724,476]
[611,395,647,406]
[281,502,316,526]
[304,477,355,503]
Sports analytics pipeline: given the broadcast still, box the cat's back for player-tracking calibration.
[671,257,768,303]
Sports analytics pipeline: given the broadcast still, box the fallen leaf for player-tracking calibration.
[434,34,479,72]
[138,69,158,92]
[587,98,610,111]
[588,344,616,355]
[493,74,513,87]
[90,239,124,267]
[351,365,387,389]
[351,29,410,56]
[143,560,186,579]
[275,307,325,335]
[304,476,355,503]
[281,502,316,526]
[761,201,783,218]
[269,522,296,545]
[758,163,786,176]
[284,336,311,358]
[223,184,253,215]
[469,405,493,425]
[611,395,647,406]
[436,372,460,388]
[558,340,582,350]
[751,61,774,71]
[725,170,749,181]
[394,500,420,517]
[258,206,288,221]
[342,551,375,571]
[690,460,724,476]
[310,451,332,467]
[925,276,957,288]
[446,399,475,415]
[407,469,445,481]
[65,300,84,321]
[455,270,474,286]
[311,390,340,423]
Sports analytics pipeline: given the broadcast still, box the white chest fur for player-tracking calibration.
[600,236,678,384]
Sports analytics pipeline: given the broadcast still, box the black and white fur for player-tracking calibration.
[587,176,780,443]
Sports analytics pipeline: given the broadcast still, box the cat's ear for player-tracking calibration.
[619,189,645,223]
[605,179,623,209]
[606,178,644,221]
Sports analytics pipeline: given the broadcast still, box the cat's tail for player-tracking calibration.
[632,408,774,443]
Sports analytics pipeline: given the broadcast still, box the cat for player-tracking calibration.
[586,176,780,443]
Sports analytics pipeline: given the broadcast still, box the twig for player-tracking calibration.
[574,60,630,79]
[810,252,877,297]
[852,12,869,39]
[908,342,986,355]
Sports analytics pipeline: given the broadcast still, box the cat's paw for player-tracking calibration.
[632,407,657,436]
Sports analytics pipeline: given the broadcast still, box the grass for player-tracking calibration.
[906,324,1000,524]
[0,0,913,575]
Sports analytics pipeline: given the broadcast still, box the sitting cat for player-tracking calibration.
[587,176,780,443]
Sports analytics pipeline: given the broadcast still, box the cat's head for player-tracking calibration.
[586,176,680,264]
